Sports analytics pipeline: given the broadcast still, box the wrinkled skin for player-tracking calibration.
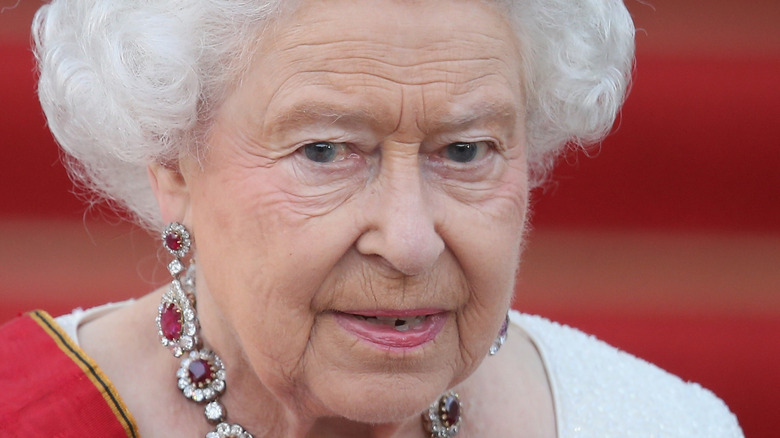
[147,0,534,436]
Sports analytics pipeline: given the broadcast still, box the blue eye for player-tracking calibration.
[444,142,485,163]
[303,142,341,163]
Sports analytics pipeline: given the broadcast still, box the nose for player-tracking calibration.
[355,151,444,276]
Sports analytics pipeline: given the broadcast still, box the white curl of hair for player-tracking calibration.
[33,0,634,231]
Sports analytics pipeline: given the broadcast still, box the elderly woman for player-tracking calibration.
[0,0,742,437]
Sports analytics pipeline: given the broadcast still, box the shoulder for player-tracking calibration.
[0,311,139,437]
[511,312,744,438]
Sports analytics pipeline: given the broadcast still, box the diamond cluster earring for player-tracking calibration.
[157,222,252,438]
[422,390,462,437]
[489,313,509,356]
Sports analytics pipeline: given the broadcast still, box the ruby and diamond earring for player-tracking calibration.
[156,222,509,438]
[422,313,509,437]
[157,222,252,438]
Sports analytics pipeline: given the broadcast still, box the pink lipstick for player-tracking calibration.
[334,311,447,351]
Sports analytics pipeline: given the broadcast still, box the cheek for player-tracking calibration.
[455,194,526,305]
[188,164,368,363]
[443,177,528,360]
[189,171,291,299]
[445,167,529,280]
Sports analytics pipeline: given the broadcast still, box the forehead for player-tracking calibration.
[265,0,522,77]
[229,0,525,133]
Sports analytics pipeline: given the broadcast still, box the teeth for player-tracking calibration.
[358,315,427,331]
[375,316,399,325]
[394,320,412,332]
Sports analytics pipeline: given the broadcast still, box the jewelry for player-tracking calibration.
[489,313,509,356]
[421,312,508,436]
[422,391,462,437]
[157,222,253,438]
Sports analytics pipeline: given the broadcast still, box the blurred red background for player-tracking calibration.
[1,1,778,436]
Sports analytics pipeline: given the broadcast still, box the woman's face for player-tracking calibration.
[172,0,529,423]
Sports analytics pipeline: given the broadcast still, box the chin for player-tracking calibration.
[312,372,451,424]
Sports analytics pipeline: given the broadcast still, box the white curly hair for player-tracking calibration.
[33,0,635,231]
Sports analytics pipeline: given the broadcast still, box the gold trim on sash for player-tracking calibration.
[31,310,139,438]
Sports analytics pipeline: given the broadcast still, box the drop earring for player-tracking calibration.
[489,313,509,356]
[156,222,252,438]
[157,222,199,357]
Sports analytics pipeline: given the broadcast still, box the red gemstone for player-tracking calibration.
[165,232,182,251]
[440,394,461,427]
[161,303,183,340]
[188,359,213,386]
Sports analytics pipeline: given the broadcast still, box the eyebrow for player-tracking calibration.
[266,99,520,136]
[266,102,384,135]
[423,101,519,134]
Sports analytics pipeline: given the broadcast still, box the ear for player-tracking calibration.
[148,162,191,224]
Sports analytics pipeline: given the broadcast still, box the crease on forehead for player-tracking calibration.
[264,0,523,65]
[265,97,521,139]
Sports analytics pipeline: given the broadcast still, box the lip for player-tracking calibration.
[342,308,444,318]
[334,311,448,351]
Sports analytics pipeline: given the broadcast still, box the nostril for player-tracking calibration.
[356,227,444,276]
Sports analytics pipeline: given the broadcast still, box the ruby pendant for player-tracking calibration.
[423,390,461,437]
[188,358,214,387]
[161,303,183,341]
[165,232,183,251]
[178,349,227,403]
[439,393,461,428]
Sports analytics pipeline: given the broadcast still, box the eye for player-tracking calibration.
[443,141,491,163]
[302,142,346,163]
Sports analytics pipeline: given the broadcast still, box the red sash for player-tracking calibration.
[0,311,138,437]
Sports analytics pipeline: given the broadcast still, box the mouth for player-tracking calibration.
[333,310,448,351]
[352,314,430,332]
